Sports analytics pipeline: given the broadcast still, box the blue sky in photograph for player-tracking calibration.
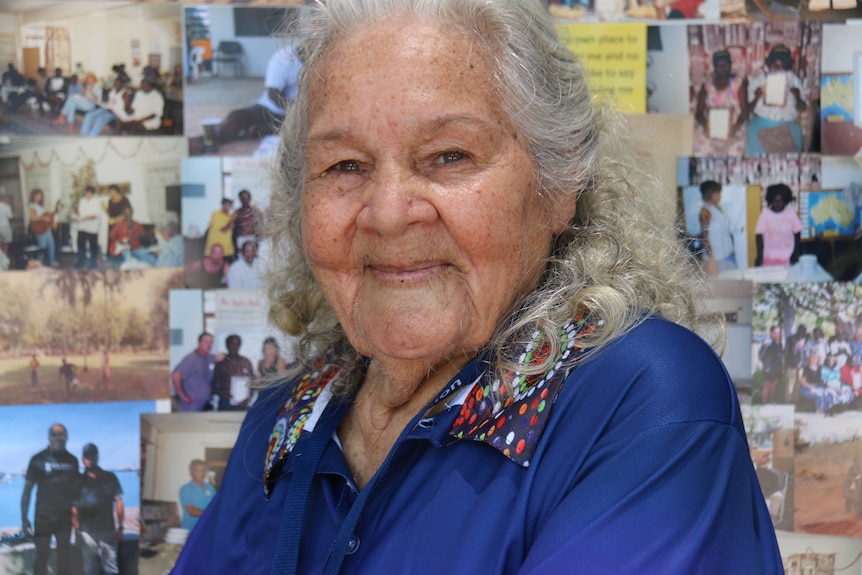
[0,400,157,474]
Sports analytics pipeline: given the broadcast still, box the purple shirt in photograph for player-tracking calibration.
[173,351,215,411]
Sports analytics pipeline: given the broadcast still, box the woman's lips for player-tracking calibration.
[368,262,449,283]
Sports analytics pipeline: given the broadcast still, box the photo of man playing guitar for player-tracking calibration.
[28,189,61,267]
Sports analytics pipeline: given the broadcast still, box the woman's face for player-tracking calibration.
[713,59,731,81]
[302,18,570,366]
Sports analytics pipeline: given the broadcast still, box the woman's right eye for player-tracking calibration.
[330,160,363,174]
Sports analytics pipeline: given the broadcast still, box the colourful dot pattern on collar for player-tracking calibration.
[449,317,594,467]
[263,363,342,498]
[262,317,594,494]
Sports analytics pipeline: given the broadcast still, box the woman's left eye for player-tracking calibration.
[434,151,465,165]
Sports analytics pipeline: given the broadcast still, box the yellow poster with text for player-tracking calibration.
[557,23,647,114]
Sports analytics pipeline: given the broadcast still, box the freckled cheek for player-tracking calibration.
[302,199,354,269]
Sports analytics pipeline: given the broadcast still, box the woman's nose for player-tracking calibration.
[356,167,438,236]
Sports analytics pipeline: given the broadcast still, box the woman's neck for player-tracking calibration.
[338,355,470,488]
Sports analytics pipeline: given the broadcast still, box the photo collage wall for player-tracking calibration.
[0,0,860,573]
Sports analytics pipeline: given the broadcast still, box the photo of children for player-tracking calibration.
[688,23,821,158]
[681,154,862,283]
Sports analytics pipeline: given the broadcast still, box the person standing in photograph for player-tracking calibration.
[211,334,255,411]
[28,189,57,267]
[59,358,78,396]
[21,423,80,575]
[75,185,102,269]
[29,353,40,386]
[72,443,124,575]
[754,183,802,268]
[204,199,236,260]
[232,190,262,254]
[104,185,131,233]
[101,350,112,389]
[759,326,783,404]
[172,332,217,412]
[694,50,747,157]
[257,336,288,379]
[746,45,808,155]
[179,460,217,531]
[698,180,736,275]
[784,324,808,404]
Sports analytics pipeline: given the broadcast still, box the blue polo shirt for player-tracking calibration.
[172,317,782,575]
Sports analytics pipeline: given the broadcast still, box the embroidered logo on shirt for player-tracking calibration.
[449,317,593,467]
[263,363,341,497]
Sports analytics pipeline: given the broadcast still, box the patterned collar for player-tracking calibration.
[263,317,593,496]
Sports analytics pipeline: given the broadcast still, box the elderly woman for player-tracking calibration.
[173,1,781,574]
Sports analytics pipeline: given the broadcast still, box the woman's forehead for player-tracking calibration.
[306,18,502,136]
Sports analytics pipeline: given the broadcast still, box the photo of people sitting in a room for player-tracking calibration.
[184,5,302,157]
[0,2,183,137]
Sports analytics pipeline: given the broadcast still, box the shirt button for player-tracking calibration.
[346,534,360,555]
[418,418,434,429]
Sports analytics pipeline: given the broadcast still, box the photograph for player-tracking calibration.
[742,403,795,532]
[181,156,273,290]
[776,530,862,574]
[169,287,296,413]
[751,282,862,412]
[183,5,302,157]
[794,410,862,538]
[545,0,721,22]
[0,267,182,406]
[0,2,183,137]
[138,411,244,575]
[688,23,821,157]
[679,153,862,283]
[0,136,184,272]
[0,400,167,575]
[819,23,862,156]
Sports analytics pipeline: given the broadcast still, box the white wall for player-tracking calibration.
[142,413,243,502]
[821,157,862,189]
[822,22,862,74]
[169,289,204,371]
[646,24,690,115]
[206,5,281,78]
[181,156,223,237]
[13,137,184,225]
[51,9,181,83]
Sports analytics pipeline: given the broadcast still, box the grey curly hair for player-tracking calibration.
[265,0,717,395]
